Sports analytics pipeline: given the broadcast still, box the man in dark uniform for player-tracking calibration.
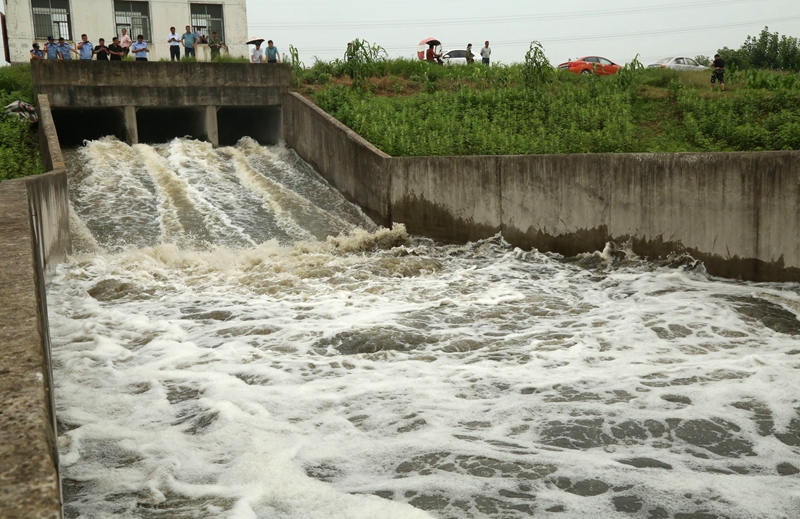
[711,53,725,92]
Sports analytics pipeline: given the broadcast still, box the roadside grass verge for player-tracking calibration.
[294,54,800,156]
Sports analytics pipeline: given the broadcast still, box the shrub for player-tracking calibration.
[0,65,44,180]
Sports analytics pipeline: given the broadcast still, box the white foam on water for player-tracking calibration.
[50,139,800,519]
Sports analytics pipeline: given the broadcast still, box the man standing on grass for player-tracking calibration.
[167,27,181,61]
[207,31,222,60]
[182,25,198,58]
[711,53,725,92]
[481,41,491,65]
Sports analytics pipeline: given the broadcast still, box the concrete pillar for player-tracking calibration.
[124,106,138,145]
[205,106,219,148]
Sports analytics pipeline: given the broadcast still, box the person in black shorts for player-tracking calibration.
[711,53,725,92]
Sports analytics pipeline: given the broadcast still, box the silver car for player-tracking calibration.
[648,57,707,71]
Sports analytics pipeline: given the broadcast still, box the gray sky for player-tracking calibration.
[247,0,800,66]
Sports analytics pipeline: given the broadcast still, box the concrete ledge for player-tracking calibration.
[32,61,290,107]
[0,94,68,519]
[0,176,64,519]
[36,96,64,173]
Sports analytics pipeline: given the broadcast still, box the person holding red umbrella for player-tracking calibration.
[425,41,442,64]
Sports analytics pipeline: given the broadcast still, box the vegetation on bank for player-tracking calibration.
[0,64,44,181]
[290,34,800,156]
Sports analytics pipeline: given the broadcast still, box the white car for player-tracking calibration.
[648,57,707,71]
[441,49,476,65]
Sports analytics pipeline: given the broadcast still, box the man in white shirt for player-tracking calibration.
[481,41,491,65]
[167,27,181,61]
[250,41,264,64]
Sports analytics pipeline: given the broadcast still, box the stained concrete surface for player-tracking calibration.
[0,181,61,519]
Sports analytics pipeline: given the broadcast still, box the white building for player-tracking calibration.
[3,0,248,62]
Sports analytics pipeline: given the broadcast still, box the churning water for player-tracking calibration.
[50,137,800,519]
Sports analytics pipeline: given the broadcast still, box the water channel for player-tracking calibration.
[49,137,800,518]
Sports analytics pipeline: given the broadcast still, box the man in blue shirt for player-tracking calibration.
[44,36,59,59]
[77,34,93,60]
[265,40,280,63]
[30,43,44,60]
[181,25,197,58]
[130,34,150,61]
[56,37,75,60]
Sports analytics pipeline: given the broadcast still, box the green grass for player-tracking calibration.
[296,57,800,156]
[0,64,44,181]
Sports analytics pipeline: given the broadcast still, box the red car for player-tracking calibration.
[557,56,621,75]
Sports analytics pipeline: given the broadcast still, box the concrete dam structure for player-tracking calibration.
[2,60,800,517]
[32,61,289,148]
[32,60,800,283]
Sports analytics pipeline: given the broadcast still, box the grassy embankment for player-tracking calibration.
[0,64,44,180]
[293,55,800,156]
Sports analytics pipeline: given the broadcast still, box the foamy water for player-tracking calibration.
[50,138,800,519]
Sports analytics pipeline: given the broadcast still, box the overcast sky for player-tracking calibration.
[247,0,800,66]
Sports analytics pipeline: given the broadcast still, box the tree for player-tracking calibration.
[694,55,711,67]
[719,27,800,72]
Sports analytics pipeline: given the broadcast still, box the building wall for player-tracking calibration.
[5,0,248,62]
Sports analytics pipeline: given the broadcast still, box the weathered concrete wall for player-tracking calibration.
[0,95,69,519]
[283,97,800,282]
[37,95,65,173]
[392,152,800,281]
[31,61,290,107]
[283,92,392,226]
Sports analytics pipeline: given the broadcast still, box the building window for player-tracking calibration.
[114,1,151,41]
[191,4,224,42]
[32,0,71,40]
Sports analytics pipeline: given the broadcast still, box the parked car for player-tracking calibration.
[441,49,474,65]
[647,57,707,71]
[557,56,621,75]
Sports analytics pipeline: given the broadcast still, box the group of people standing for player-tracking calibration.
[426,41,492,65]
[249,39,281,64]
[166,26,223,61]
[30,26,223,62]
[30,31,130,61]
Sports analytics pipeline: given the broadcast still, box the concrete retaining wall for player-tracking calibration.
[285,94,800,282]
[0,96,69,519]
[283,92,392,226]
[392,152,800,281]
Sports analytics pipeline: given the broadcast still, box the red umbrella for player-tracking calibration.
[417,38,441,60]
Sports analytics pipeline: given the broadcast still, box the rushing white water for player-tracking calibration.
[50,137,800,519]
